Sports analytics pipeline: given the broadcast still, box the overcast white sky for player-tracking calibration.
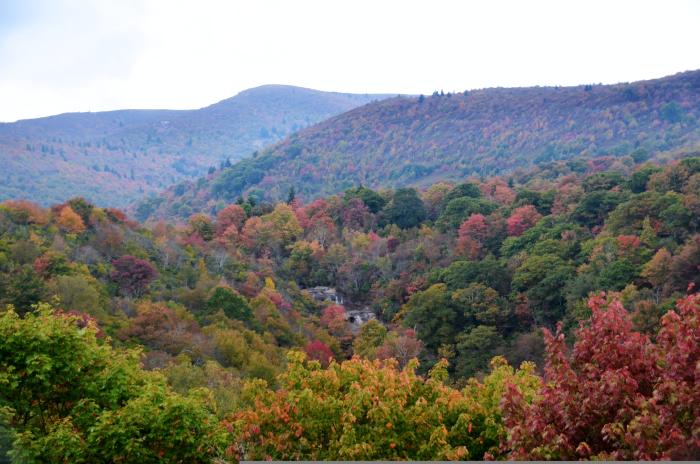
[1,0,699,122]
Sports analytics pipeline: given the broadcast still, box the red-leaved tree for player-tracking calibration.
[457,214,488,259]
[216,204,246,236]
[304,340,335,367]
[503,292,700,460]
[110,255,158,297]
[506,205,541,236]
[320,304,350,341]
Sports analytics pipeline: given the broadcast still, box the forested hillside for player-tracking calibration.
[1,153,699,461]
[0,86,387,206]
[143,70,700,220]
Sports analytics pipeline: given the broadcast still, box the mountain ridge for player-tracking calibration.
[0,86,391,206]
[140,69,700,220]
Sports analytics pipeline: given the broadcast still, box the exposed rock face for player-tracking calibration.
[303,286,376,330]
[345,309,376,326]
[306,286,344,305]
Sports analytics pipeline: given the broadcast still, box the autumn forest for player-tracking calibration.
[0,61,700,463]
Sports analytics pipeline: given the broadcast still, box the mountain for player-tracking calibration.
[0,86,390,206]
[142,70,700,220]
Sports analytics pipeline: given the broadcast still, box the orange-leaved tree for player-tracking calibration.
[227,351,539,461]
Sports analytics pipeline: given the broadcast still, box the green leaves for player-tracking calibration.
[229,352,539,460]
[0,305,230,463]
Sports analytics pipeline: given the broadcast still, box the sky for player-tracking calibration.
[1,0,699,122]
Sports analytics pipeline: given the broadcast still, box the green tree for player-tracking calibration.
[0,305,229,463]
[352,319,387,358]
[597,259,638,291]
[443,182,482,203]
[402,283,460,351]
[54,274,104,317]
[383,188,426,229]
[629,165,661,193]
[344,186,386,213]
[204,286,254,325]
[573,191,628,228]
[1,266,45,315]
[452,283,509,327]
[582,171,625,192]
[512,254,574,326]
[436,257,511,295]
[455,325,504,377]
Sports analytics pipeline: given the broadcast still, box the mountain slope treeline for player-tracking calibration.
[0,86,388,207]
[143,70,700,220]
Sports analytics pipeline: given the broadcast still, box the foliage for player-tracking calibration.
[204,286,254,325]
[1,87,382,207]
[110,255,158,297]
[0,305,230,463]
[383,188,426,229]
[504,293,700,459]
[1,153,700,460]
[147,71,700,217]
[228,351,539,460]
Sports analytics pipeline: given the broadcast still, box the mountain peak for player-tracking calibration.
[0,87,389,207]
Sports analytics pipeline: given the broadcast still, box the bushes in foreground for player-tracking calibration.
[1,292,698,461]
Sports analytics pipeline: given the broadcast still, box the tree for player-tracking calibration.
[344,186,386,214]
[443,182,482,203]
[342,197,370,230]
[1,200,50,225]
[55,274,103,317]
[352,319,387,358]
[304,340,334,367]
[57,206,86,234]
[110,255,157,297]
[503,293,700,459]
[228,351,539,461]
[457,214,488,259]
[597,258,638,291]
[188,214,215,241]
[670,235,700,292]
[204,286,254,325]
[506,205,542,236]
[422,182,453,220]
[582,171,625,192]
[573,191,627,229]
[0,305,229,463]
[267,203,303,239]
[119,301,208,359]
[320,304,351,346]
[241,216,272,256]
[629,165,661,193]
[455,325,504,378]
[375,328,423,368]
[512,254,574,325]
[66,197,94,223]
[438,257,511,295]
[452,282,509,327]
[216,204,247,235]
[1,266,46,315]
[437,197,496,230]
[297,199,335,245]
[383,188,426,229]
[402,283,459,351]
